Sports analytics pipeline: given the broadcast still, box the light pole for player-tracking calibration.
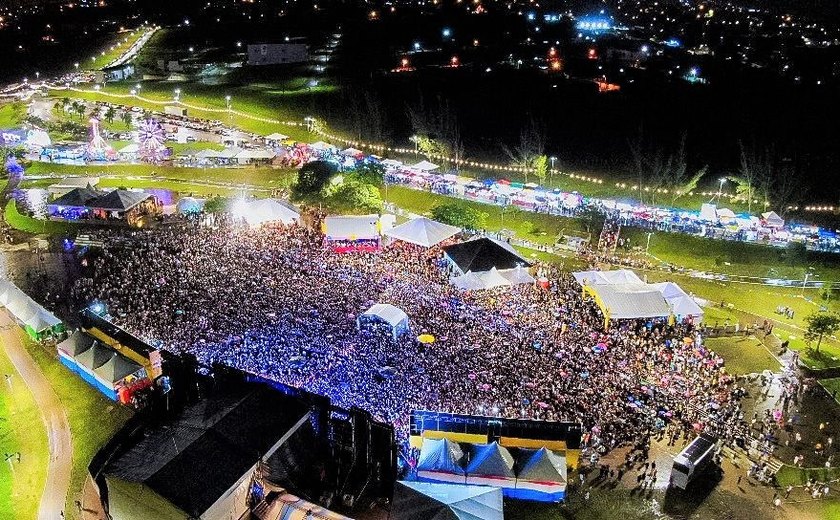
[550,156,557,182]
[711,177,726,203]
[411,135,418,153]
[646,231,653,253]
[802,267,814,297]
[225,95,232,122]
[174,88,181,102]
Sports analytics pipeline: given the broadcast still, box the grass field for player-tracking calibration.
[0,102,25,128]
[703,337,781,376]
[49,79,323,143]
[775,464,840,487]
[23,340,132,520]
[0,331,48,520]
[820,378,840,401]
[4,200,75,235]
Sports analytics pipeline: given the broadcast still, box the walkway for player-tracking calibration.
[0,312,72,519]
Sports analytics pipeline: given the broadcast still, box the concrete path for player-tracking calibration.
[0,311,72,519]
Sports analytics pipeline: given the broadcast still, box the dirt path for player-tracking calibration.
[0,311,72,519]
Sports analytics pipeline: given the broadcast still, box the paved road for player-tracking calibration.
[1,312,72,520]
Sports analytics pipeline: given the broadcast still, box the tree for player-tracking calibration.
[804,312,840,353]
[70,101,85,120]
[326,178,383,213]
[502,116,546,182]
[121,111,133,128]
[291,160,337,201]
[406,95,464,171]
[104,106,116,124]
[533,155,548,186]
[431,202,487,230]
[349,162,385,187]
[203,196,230,213]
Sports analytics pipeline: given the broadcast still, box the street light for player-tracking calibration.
[646,232,653,253]
[174,88,181,102]
[225,95,232,121]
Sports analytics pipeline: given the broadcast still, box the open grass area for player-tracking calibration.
[703,337,781,376]
[623,227,840,281]
[775,464,840,487]
[25,161,297,190]
[49,79,324,143]
[773,328,840,370]
[23,340,132,520]
[820,378,840,402]
[4,200,75,236]
[0,102,26,129]
[0,330,49,520]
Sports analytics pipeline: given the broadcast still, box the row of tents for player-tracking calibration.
[417,439,567,502]
[0,279,63,340]
[57,330,149,403]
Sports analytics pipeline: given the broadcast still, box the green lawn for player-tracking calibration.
[25,161,297,190]
[49,79,323,142]
[0,102,25,128]
[703,337,781,376]
[775,464,840,487]
[23,340,132,520]
[820,378,840,402]
[0,331,48,520]
[772,328,840,370]
[4,200,75,235]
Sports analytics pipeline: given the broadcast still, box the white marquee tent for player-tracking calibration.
[650,282,704,320]
[451,267,535,291]
[572,269,643,286]
[411,160,440,171]
[357,303,410,339]
[384,217,460,247]
[243,199,300,226]
[324,214,380,241]
[392,481,503,520]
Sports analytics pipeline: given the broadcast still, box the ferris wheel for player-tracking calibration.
[138,118,167,162]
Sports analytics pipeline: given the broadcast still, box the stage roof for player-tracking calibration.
[443,237,531,274]
[393,481,504,520]
[384,217,460,248]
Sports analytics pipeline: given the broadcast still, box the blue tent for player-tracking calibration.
[465,442,515,478]
[418,438,465,475]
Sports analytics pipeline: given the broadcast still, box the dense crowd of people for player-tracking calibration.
[71,219,751,451]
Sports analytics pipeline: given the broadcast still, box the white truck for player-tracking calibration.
[164,105,187,117]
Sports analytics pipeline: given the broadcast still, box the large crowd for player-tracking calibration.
[71,219,751,451]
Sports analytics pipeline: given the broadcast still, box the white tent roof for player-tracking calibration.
[384,217,460,247]
[586,283,672,319]
[310,141,336,151]
[381,159,403,168]
[0,279,62,332]
[762,211,785,227]
[244,198,299,226]
[118,143,139,154]
[700,203,717,221]
[265,132,290,141]
[395,481,503,520]
[411,160,439,171]
[717,208,736,219]
[216,147,243,159]
[650,282,704,318]
[341,147,363,156]
[499,266,535,285]
[324,214,380,240]
[361,303,408,329]
[572,269,643,286]
[451,268,517,291]
[235,149,276,160]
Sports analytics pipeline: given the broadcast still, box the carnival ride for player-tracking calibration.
[138,118,170,163]
[85,118,117,161]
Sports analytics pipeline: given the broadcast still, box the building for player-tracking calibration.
[95,64,135,83]
[47,188,159,226]
[247,42,309,66]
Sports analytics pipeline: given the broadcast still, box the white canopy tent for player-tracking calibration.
[762,211,785,228]
[393,481,503,520]
[384,217,460,247]
[357,303,410,340]
[324,214,380,241]
[450,267,534,291]
[572,269,643,286]
[310,141,337,152]
[411,160,439,171]
[117,143,140,155]
[586,283,672,320]
[381,159,403,169]
[340,147,363,156]
[242,199,300,226]
[650,282,704,321]
[0,279,62,336]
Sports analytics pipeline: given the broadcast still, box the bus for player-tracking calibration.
[670,434,718,489]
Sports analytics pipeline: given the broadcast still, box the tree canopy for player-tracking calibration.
[291,160,338,201]
[804,312,840,353]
